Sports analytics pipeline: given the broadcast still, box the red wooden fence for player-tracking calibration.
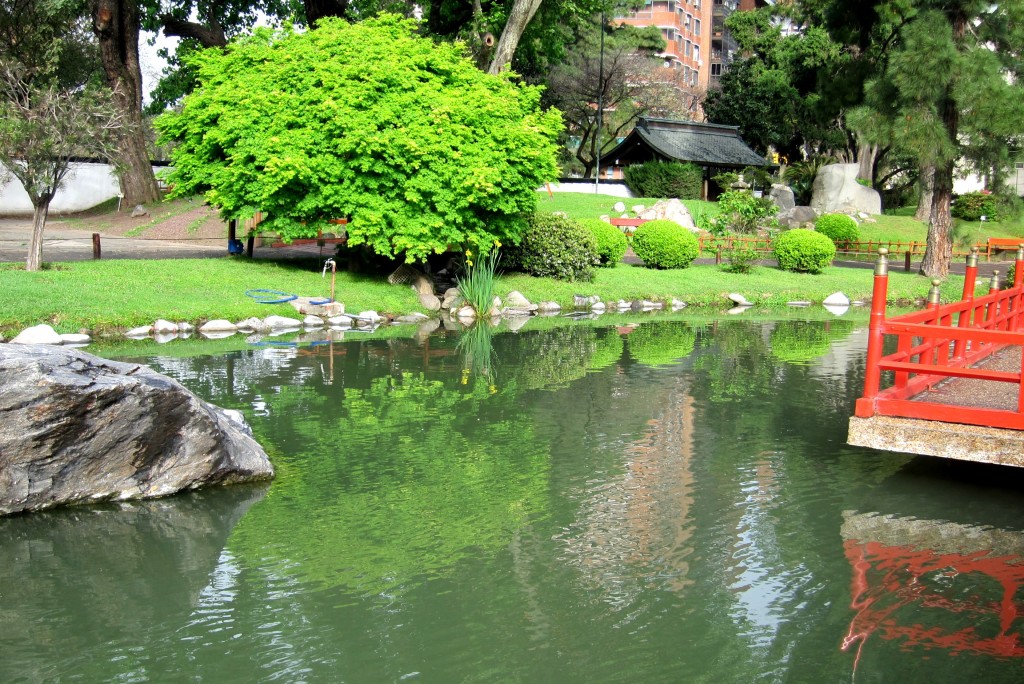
[855,246,1024,430]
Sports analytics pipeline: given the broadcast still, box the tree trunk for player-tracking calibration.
[92,0,160,206]
[856,142,877,183]
[26,200,49,272]
[919,160,954,278]
[914,165,934,222]
[487,0,543,75]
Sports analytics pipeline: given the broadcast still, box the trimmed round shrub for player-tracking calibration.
[578,218,628,266]
[507,213,598,281]
[631,219,700,269]
[951,191,999,221]
[773,229,836,274]
[814,213,859,245]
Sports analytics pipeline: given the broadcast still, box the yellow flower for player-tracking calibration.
[465,249,472,256]
[466,259,473,267]
[494,240,502,248]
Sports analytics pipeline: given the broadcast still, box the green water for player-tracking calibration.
[3,318,1024,683]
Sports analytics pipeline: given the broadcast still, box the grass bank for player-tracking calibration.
[0,256,973,335]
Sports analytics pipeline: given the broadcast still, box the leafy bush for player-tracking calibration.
[814,213,859,245]
[709,190,779,235]
[952,191,999,221]
[507,213,598,281]
[623,161,703,199]
[578,218,628,266]
[1007,262,1017,288]
[631,219,700,269]
[721,246,760,274]
[773,229,836,274]
[156,15,561,264]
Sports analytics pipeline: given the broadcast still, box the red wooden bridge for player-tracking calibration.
[848,245,1024,465]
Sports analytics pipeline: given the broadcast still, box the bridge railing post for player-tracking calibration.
[1013,244,1024,332]
[953,249,978,360]
[857,249,890,417]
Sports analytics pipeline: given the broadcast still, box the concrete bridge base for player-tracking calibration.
[848,415,1024,468]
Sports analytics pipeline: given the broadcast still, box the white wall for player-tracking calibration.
[0,162,122,216]
[540,181,636,198]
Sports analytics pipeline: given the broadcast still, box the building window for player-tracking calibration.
[694,44,700,63]
[694,18,701,35]
[684,13,691,30]
[684,40,692,57]
[667,28,675,40]
[711,63,722,76]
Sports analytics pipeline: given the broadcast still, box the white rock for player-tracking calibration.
[177,322,194,332]
[631,204,646,215]
[613,201,626,213]
[59,333,91,345]
[264,315,302,329]
[327,315,353,328]
[591,302,606,313]
[537,301,561,313]
[199,319,237,332]
[727,293,753,307]
[455,305,477,319]
[357,311,381,324]
[506,291,532,308]
[671,298,687,310]
[126,325,154,338]
[235,317,267,333]
[823,291,850,307]
[11,324,63,345]
[302,315,325,328]
[395,313,430,323]
[152,319,178,333]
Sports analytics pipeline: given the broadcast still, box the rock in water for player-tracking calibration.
[0,345,274,516]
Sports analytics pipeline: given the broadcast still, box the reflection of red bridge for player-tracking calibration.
[841,512,1024,661]
[849,246,1024,466]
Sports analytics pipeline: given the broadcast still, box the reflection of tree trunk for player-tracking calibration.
[487,0,542,74]
[26,200,49,272]
[915,165,934,223]
[91,0,160,206]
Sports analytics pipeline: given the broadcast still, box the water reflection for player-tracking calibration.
[0,485,267,683]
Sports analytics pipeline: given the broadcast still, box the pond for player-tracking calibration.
[3,315,1024,683]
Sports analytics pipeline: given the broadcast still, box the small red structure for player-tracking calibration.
[856,246,1024,430]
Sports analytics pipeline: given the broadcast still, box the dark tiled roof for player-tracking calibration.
[608,118,769,168]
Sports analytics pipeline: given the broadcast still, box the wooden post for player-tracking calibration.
[1012,245,1024,333]
[856,249,890,417]
[904,251,911,272]
[246,234,255,258]
[92,233,101,259]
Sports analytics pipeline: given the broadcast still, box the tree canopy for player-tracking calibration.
[156,14,562,263]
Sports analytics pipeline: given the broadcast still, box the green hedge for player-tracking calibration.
[814,213,859,245]
[773,229,836,274]
[507,213,598,281]
[951,191,999,221]
[631,219,700,269]
[623,161,703,199]
[578,218,628,267]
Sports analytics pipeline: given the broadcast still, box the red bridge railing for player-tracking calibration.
[855,245,1024,430]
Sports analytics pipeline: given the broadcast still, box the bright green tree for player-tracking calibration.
[156,15,562,263]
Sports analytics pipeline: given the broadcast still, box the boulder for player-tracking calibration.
[505,291,533,308]
[11,324,63,345]
[126,325,153,338]
[823,292,851,307]
[0,345,273,516]
[289,297,344,317]
[130,204,149,218]
[810,163,882,216]
[419,292,442,311]
[263,315,302,330]
[60,333,91,345]
[638,199,697,231]
[152,319,178,334]
[769,184,796,212]
[777,206,818,229]
[613,201,626,213]
[199,319,237,333]
[728,293,753,307]
[536,301,561,314]
[235,317,269,333]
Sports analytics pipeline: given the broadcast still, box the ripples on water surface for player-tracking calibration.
[2,318,1024,683]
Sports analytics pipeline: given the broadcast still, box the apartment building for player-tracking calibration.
[616,0,767,91]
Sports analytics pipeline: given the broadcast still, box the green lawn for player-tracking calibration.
[0,256,977,335]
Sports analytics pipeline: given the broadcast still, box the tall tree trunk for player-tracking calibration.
[856,142,877,183]
[914,165,934,222]
[920,160,954,278]
[487,0,543,75]
[26,200,49,272]
[92,0,160,206]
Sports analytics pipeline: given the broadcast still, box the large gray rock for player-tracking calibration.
[638,199,697,231]
[811,163,882,215]
[0,345,274,516]
[769,184,796,212]
[777,206,818,229]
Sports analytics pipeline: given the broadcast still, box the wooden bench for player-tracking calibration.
[609,217,648,235]
[986,237,1024,258]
